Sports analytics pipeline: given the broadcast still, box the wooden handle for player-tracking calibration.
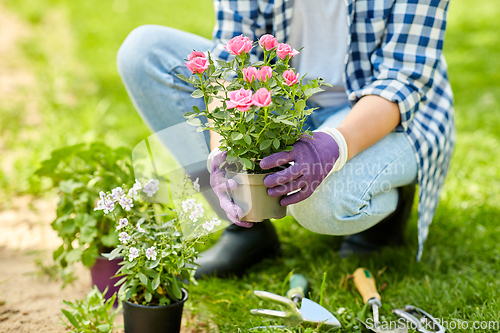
[353,268,381,304]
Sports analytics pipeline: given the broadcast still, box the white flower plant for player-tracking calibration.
[96,175,219,306]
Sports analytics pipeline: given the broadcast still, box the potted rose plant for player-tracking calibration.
[179,34,330,222]
[35,142,135,299]
[97,175,218,333]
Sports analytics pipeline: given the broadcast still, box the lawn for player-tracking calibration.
[1,0,499,332]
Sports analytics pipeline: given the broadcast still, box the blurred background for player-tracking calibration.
[0,0,499,331]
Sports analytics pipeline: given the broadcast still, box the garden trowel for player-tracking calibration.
[353,268,408,333]
[250,274,341,330]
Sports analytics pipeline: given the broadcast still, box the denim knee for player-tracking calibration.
[289,185,373,235]
[117,25,164,82]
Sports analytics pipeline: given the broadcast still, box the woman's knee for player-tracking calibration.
[290,188,373,235]
[117,25,172,82]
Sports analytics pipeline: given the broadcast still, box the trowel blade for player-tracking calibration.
[300,298,341,328]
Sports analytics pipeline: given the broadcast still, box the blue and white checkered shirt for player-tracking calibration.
[211,0,455,261]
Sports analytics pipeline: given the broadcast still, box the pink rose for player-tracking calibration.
[226,88,254,112]
[258,34,278,51]
[276,43,300,60]
[242,67,259,83]
[185,57,209,74]
[283,70,299,86]
[252,88,272,107]
[259,66,273,82]
[187,51,205,60]
[224,35,253,56]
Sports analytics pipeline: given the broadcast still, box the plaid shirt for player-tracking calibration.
[211,0,456,261]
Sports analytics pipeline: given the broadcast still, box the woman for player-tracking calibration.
[117,0,455,278]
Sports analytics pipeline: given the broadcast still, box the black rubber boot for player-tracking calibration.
[194,219,280,279]
[340,184,416,258]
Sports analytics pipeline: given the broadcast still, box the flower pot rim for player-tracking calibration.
[123,288,188,309]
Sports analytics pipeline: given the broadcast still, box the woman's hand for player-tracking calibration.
[260,132,341,206]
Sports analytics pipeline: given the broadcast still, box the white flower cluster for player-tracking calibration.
[94,179,160,214]
[181,199,205,223]
[202,217,222,232]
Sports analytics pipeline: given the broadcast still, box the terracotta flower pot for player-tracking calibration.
[226,170,287,222]
[122,289,188,333]
[90,256,122,306]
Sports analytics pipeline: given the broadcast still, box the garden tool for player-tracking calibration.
[393,305,445,333]
[250,274,341,330]
[353,268,408,333]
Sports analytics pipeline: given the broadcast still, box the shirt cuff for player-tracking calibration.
[206,147,221,173]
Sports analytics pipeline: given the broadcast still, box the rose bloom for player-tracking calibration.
[242,66,259,83]
[258,34,278,51]
[187,50,205,60]
[276,43,300,60]
[185,57,209,74]
[283,70,299,86]
[226,88,254,112]
[259,66,273,82]
[224,35,253,55]
[252,88,272,107]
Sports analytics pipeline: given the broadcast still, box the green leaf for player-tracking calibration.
[187,118,202,126]
[152,275,161,290]
[114,276,128,287]
[280,119,295,126]
[101,230,118,247]
[97,324,110,332]
[145,291,152,303]
[79,226,98,244]
[212,111,226,119]
[81,247,98,267]
[74,214,97,228]
[106,247,121,261]
[61,309,81,329]
[265,131,276,138]
[285,146,294,152]
[138,272,148,286]
[183,111,196,118]
[148,257,160,269]
[175,73,191,84]
[260,139,272,150]
[171,276,182,300]
[231,132,243,141]
[245,113,254,122]
[190,89,204,98]
[244,134,252,145]
[304,87,324,97]
[240,158,253,170]
[65,248,83,263]
[59,180,85,195]
[273,139,280,149]
[295,100,306,113]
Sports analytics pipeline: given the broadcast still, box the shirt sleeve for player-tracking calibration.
[349,0,450,130]
[211,0,274,63]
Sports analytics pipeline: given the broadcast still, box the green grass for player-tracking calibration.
[1,0,500,331]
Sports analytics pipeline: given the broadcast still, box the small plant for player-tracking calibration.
[181,34,329,171]
[35,142,135,281]
[61,286,120,333]
[97,175,217,305]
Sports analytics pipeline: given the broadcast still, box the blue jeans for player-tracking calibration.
[117,25,418,235]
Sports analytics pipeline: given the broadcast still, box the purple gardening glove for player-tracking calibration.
[260,132,340,206]
[210,151,253,228]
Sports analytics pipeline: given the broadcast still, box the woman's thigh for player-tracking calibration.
[118,25,214,170]
[288,109,418,235]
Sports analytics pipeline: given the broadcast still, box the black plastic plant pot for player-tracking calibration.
[122,289,188,333]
